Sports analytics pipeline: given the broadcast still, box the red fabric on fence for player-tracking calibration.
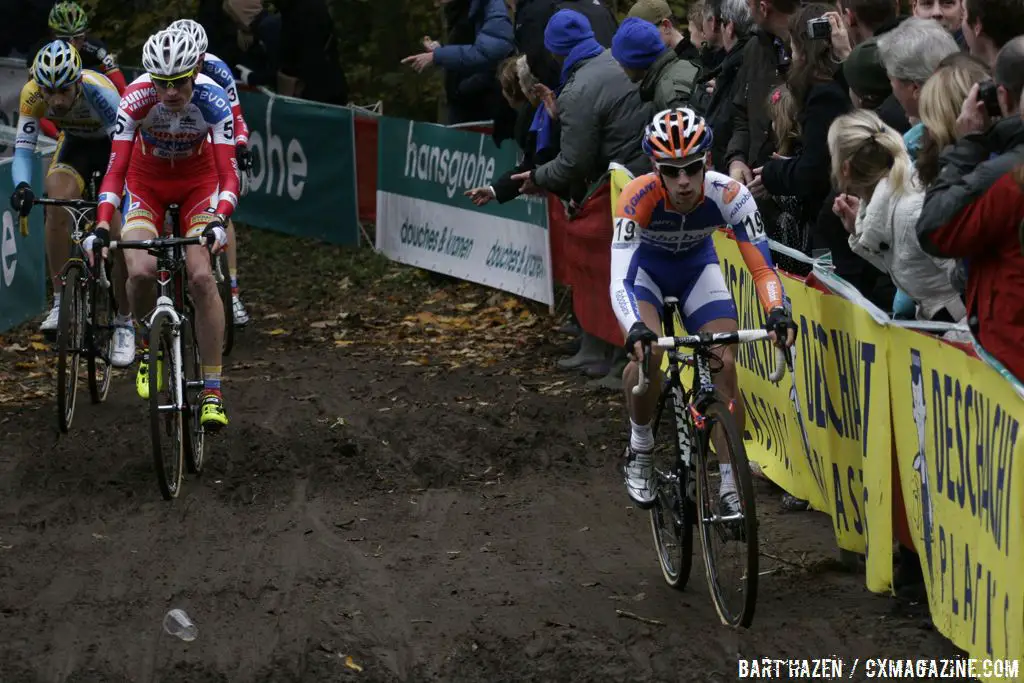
[354,116,379,222]
[547,195,572,287]
[546,184,622,346]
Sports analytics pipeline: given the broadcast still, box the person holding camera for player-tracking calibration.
[915,36,1024,381]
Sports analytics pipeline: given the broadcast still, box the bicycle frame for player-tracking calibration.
[638,296,789,505]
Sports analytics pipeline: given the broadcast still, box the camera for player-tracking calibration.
[978,80,1002,118]
[807,17,831,39]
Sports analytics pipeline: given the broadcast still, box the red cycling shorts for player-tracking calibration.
[122,150,219,238]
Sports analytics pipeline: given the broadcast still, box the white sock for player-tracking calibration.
[719,463,737,497]
[629,419,654,452]
[53,292,61,308]
[114,313,133,325]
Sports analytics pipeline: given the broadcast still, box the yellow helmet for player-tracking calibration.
[32,40,83,89]
[48,2,89,37]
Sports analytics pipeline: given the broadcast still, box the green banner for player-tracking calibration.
[237,89,360,245]
[375,116,553,305]
[0,157,46,332]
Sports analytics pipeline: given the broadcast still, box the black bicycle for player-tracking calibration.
[635,295,788,628]
[21,185,114,432]
[101,204,223,500]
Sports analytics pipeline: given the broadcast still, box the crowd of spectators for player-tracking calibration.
[448,0,1024,596]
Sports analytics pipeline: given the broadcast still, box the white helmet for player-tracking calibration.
[167,19,208,55]
[32,40,82,89]
[142,28,200,78]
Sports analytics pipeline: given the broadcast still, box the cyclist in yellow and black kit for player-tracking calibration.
[10,41,134,365]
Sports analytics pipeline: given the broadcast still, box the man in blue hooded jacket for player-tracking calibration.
[512,10,653,199]
[403,0,515,124]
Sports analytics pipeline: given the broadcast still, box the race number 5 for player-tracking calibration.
[740,211,766,240]
[114,114,128,136]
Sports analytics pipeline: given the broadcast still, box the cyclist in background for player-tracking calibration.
[611,108,797,512]
[169,18,252,328]
[89,28,238,431]
[10,41,136,366]
[34,2,127,94]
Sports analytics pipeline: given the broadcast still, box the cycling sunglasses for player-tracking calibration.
[151,69,196,90]
[657,158,705,178]
[56,33,86,41]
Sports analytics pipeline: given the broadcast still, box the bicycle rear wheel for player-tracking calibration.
[695,400,758,628]
[56,265,84,432]
[215,251,234,356]
[87,263,114,403]
[648,385,695,590]
[181,316,205,474]
[149,312,184,500]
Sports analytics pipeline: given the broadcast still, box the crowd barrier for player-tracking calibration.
[1,68,1021,678]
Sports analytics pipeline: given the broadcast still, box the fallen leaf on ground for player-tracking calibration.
[266,328,288,336]
[343,655,363,672]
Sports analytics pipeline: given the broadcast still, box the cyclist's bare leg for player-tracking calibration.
[43,171,79,285]
[184,245,224,373]
[226,219,238,284]
[108,208,130,315]
[697,317,743,502]
[622,300,666,428]
[122,227,158,320]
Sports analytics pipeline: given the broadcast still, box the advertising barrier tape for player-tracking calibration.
[375,116,553,306]
[890,325,1024,674]
[0,156,47,332]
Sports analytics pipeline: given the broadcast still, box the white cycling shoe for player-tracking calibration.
[232,294,250,326]
[624,445,657,508]
[39,299,60,333]
[109,317,136,368]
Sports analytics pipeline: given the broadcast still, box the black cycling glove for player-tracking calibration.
[624,321,658,356]
[766,307,797,343]
[10,182,33,213]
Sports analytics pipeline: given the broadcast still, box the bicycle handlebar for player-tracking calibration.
[103,236,225,282]
[632,328,789,396]
[29,197,99,209]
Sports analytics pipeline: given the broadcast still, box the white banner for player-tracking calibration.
[0,57,28,159]
[376,192,554,306]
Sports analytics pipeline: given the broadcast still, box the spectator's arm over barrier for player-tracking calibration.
[532,86,597,195]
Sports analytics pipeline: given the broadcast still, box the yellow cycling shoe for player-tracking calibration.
[200,391,229,432]
[136,351,164,400]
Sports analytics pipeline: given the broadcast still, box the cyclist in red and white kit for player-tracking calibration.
[88,28,237,430]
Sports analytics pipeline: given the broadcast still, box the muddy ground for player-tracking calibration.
[0,230,958,682]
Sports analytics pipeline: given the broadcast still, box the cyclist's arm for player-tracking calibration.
[88,38,127,95]
[221,72,249,146]
[726,181,785,312]
[13,83,41,187]
[96,103,143,224]
[609,178,657,331]
[82,75,122,137]
[209,113,240,218]
[610,214,644,331]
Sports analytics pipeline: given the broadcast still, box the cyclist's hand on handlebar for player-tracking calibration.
[236,143,252,172]
[203,217,228,254]
[624,321,658,362]
[82,224,111,267]
[766,307,797,348]
[10,182,33,213]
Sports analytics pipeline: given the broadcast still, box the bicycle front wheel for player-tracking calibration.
[87,263,114,404]
[56,265,85,432]
[695,400,758,628]
[648,385,695,590]
[181,316,204,474]
[215,251,234,356]
[149,312,184,500]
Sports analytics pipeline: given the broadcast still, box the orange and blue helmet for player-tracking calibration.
[642,108,714,163]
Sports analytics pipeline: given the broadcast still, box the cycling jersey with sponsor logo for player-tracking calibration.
[12,69,119,187]
[200,52,250,146]
[610,170,785,333]
[96,73,239,224]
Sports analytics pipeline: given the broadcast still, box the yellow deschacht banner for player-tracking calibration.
[888,325,1024,677]
[713,232,892,592]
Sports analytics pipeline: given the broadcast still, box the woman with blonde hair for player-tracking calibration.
[829,109,966,322]
[916,53,991,186]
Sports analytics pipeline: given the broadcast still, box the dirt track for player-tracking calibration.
[0,231,958,682]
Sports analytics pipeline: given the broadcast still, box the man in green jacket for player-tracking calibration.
[611,17,699,111]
